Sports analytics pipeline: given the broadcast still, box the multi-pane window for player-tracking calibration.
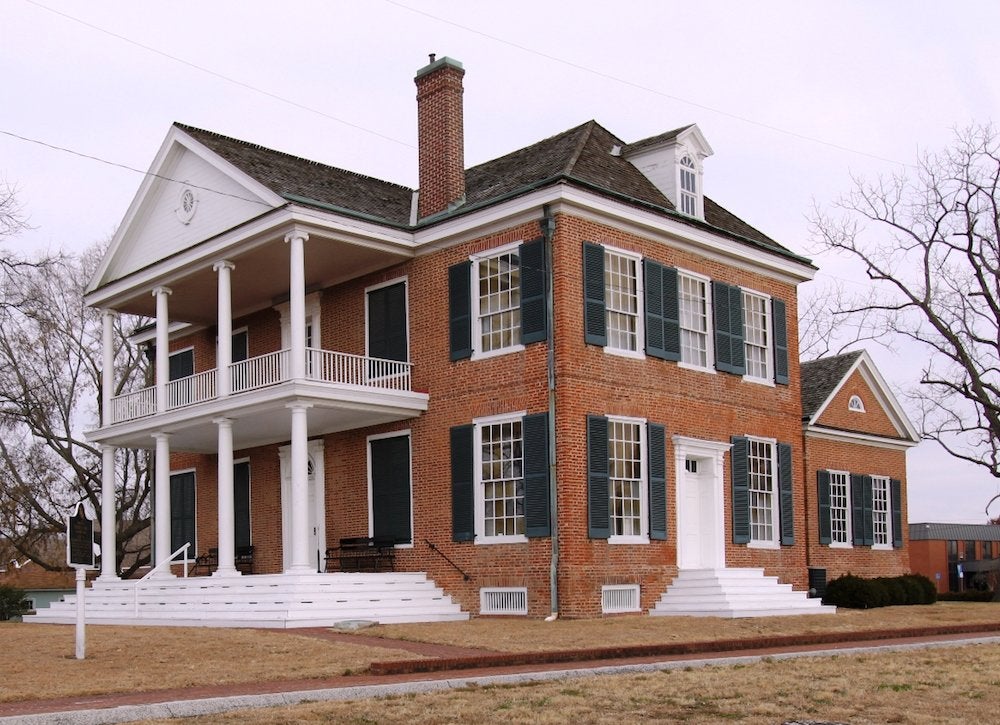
[947,540,958,561]
[747,438,776,543]
[742,291,771,381]
[679,156,697,216]
[604,250,639,353]
[477,252,521,354]
[829,471,851,545]
[608,419,643,537]
[965,540,978,561]
[872,476,890,547]
[984,541,994,559]
[480,419,524,538]
[679,273,710,367]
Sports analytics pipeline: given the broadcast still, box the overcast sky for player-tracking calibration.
[3,0,998,523]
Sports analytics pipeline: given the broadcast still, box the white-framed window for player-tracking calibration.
[872,475,891,548]
[604,248,643,356]
[829,470,852,547]
[742,290,772,383]
[747,437,777,546]
[608,416,647,542]
[679,271,712,369]
[475,413,526,542]
[472,243,522,358]
[848,395,866,412]
[679,155,698,216]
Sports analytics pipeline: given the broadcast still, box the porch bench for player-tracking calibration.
[191,545,254,575]
[325,536,396,572]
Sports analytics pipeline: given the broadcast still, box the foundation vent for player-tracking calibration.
[602,584,640,614]
[480,587,528,615]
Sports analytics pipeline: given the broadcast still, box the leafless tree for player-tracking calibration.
[0,244,152,575]
[809,123,1000,514]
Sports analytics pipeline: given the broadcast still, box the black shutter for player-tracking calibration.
[169,471,196,554]
[234,462,251,549]
[772,298,789,385]
[731,436,750,544]
[520,237,547,345]
[168,349,194,381]
[891,478,903,548]
[713,283,745,375]
[862,475,874,545]
[817,470,832,545]
[644,261,681,362]
[448,262,472,361]
[778,443,794,546]
[523,413,550,537]
[371,435,413,545]
[232,331,249,363]
[450,425,474,541]
[583,242,607,346]
[851,473,865,546]
[587,415,610,539]
[369,282,408,363]
[728,285,746,374]
[648,423,667,540]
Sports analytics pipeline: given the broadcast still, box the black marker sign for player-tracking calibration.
[67,505,94,569]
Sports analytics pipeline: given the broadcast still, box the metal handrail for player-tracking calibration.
[423,538,471,581]
[133,543,190,616]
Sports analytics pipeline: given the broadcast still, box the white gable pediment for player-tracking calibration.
[88,126,285,293]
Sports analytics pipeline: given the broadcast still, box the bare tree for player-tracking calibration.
[0,244,152,575]
[810,124,1000,509]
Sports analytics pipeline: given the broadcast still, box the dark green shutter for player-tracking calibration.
[368,282,408,363]
[583,242,607,346]
[851,473,874,546]
[520,237,547,345]
[644,261,681,362]
[450,425,474,541]
[232,331,249,363]
[713,283,745,375]
[817,470,832,545]
[648,423,667,540]
[168,349,194,381]
[234,462,251,549]
[371,435,412,545]
[523,413,550,537]
[772,298,789,385]
[587,415,610,539]
[891,478,903,548]
[169,471,196,554]
[778,443,794,546]
[731,436,750,544]
[448,262,472,361]
[862,475,874,545]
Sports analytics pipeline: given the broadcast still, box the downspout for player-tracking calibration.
[541,205,559,621]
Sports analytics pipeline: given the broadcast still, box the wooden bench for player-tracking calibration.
[325,536,396,572]
[191,545,254,575]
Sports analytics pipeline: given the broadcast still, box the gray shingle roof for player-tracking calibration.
[909,522,1000,540]
[800,351,863,419]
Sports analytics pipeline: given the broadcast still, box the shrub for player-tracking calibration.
[0,584,27,621]
[938,590,993,602]
[824,573,937,609]
[901,574,937,605]
[876,577,907,606]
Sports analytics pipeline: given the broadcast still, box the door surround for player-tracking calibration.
[673,436,730,570]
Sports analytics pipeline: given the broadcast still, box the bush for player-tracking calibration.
[824,573,937,609]
[938,590,994,602]
[0,584,27,621]
[901,574,937,605]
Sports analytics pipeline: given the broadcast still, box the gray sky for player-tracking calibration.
[3,0,998,523]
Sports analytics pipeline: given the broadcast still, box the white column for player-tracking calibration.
[101,310,117,427]
[152,432,174,576]
[152,287,172,413]
[284,231,309,380]
[214,261,235,397]
[285,402,313,573]
[214,417,238,576]
[97,444,119,581]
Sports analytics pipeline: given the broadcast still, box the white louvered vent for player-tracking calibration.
[602,584,640,614]
[480,587,528,615]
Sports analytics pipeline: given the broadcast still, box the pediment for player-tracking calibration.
[87,125,284,293]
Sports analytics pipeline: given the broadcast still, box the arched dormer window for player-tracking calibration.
[679,156,698,217]
[848,395,865,412]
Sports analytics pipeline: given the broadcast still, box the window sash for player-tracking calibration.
[608,420,643,537]
[477,252,521,353]
[480,420,525,538]
[742,291,770,380]
[604,251,639,352]
[747,439,775,543]
[679,274,709,367]
[679,157,697,216]
[829,471,850,544]
[872,476,890,546]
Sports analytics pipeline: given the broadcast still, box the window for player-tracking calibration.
[747,438,776,545]
[479,417,525,539]
[367,280,409,380]
[848,395,865,412]
[947,540,958,561]
[829,471,851,546]
[234,461,251,550]
[872,476,891,548]
[608,418,644,538]
[965,540,978,561]
[679,272,711,368]
[679,156,697,216]
[476,250,521,355]
[984,541,994,559]
[169,471,196,556]
[742,291,772,382]
[604,249,642,354]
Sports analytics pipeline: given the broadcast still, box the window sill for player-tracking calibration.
[471,344,525,361]
[678,361,716,374]
[742,375,775,387]
[609,535,649,545]
[829,542,853,549]
[475,535,529,545]
[604,346,644,360]
[872,543,893,551]
[747,540,780,550]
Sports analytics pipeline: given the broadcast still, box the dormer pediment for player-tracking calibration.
[623,123,714,220]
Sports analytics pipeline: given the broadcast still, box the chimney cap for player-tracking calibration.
[415,54,464,80]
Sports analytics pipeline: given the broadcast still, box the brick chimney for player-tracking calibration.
[415,54,465,219]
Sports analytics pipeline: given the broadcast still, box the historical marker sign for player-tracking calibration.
[67,504,94,569]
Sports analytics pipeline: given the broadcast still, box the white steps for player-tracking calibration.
[25,572,468,628]
[650,568,836,618]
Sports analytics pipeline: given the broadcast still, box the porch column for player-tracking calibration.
[152,432,174,576]
[214,261,235,397]
[285,402,313,573]
[214,417,238,576]
[284,231,309,380]
[97,444,119,581]
[101,310,117,427]
[152,287,172,413]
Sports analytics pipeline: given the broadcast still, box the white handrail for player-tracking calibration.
[134,543,191,616]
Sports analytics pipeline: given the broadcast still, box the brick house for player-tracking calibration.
[909,523,1000,594]
[33,56,915,626]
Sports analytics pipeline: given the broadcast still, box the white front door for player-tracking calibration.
[279,440,326,572]
[674,437,729,571]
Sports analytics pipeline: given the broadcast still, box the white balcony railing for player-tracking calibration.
[108,348,415,425]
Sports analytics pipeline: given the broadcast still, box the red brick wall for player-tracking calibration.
[814,369,901,438]
[908,538,951,593]
[416,59,465,218]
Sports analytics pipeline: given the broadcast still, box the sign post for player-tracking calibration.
[66,504,95,660]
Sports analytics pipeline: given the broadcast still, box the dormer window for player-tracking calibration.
[679,156,698,216]
[848,395,865,412]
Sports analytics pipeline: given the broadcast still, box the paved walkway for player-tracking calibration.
[2,628,999,724]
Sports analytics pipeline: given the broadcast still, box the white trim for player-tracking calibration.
[275,292,322,350]
[848,394,866,412]
[741,288,774,385]
[278,440,326,571]
[365,276,410,363]
[473,411,529,545]
[673,436,729,569]
[366,429,413,547]
[469,241,524,360]
[871,475,893,550]
[677,268,714,371]
[602,245,645,358]
[744,434,779,547]
[826,469,853,548]
[607,414,649,544]
[805,426,919,451]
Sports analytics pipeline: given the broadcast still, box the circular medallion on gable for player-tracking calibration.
[175,185,198,224]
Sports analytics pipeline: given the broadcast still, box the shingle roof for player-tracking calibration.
[800,351,863,419]
[909,522,1000,540]
[621,124,693,156]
